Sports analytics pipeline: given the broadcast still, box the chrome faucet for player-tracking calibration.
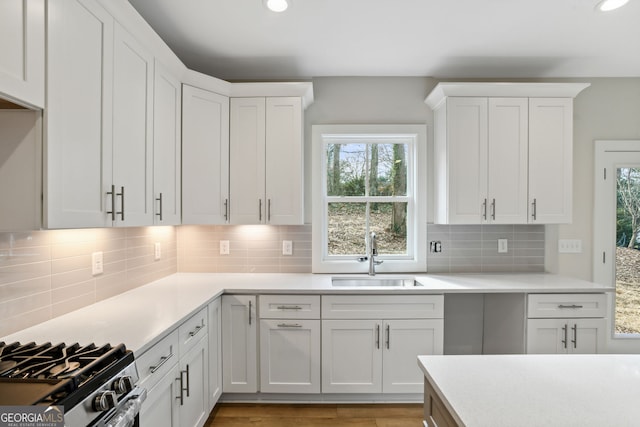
[358,232,383,275]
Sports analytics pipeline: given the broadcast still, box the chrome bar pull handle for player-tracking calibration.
[277,323,302,328]
[150,346,173,373]
[176,371,185,405]
[258,199,262,222]
[376,324,380,349]
[188,323,204,338]
[561,324,568,348]
[558,304,584,309]
[531,198,537,220]
[277,305,302,310]
[116,186,125,221]
[248,300,252,326]
[224,198,228,221]
[491,199,496,220]
[107,185,116,221]
[482,199,487,220]
[156,193,163,221]
[185,364,190,397]
[267,199,271,222]
[571,324,578,349]
[386,324,390,349]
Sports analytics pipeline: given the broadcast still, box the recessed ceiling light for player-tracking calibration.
[264,0,289,12]
[595,0,629,12]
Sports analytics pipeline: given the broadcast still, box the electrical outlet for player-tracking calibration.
[498,239,508,253]
[154,242,161,260]
[558,239,582,253]
[220,240,230,255]
[92,252,103,276]
[283,240,293,255]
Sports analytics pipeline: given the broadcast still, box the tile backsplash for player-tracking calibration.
[177,225,312,273]
[0,227,177,337]
[1,223,544,336]
[426,224,545,273]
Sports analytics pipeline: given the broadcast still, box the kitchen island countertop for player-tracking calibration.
[418,354,640,427]
[1,272,612,356]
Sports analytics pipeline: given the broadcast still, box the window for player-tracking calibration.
[312,125,426,273]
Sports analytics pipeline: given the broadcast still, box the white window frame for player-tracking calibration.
[312,124,427,273]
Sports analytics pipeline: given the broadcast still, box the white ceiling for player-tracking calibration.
[128,0,640,81]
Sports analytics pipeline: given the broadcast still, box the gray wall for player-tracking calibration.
[303,77,640,281]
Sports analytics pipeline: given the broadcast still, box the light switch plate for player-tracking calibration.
[92,251,103,275]
[154,242,161,260]
[558,239,582,253]
[220,240,230,255]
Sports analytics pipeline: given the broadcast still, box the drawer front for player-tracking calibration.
[321,295,444,319]
[259,295,320,319]
[179,307,208,355]
[527,293,607,318]
[136,329,179,390]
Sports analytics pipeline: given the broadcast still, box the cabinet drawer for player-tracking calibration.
[259,295,320,319]
[321,295,444,319]
[527,294,607,318]
[179,307,208,355]
[136,329,179,390]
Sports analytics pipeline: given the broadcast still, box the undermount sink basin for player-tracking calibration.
[331,277,420,287]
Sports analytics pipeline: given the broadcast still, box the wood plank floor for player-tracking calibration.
[205,403,424,427]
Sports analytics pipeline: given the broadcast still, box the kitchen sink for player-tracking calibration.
[331,277,421,287]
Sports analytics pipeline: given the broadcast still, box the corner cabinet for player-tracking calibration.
[426,83,589,225]
[229,97,304,224]
[0,0,45,108]
[181,85,230,224]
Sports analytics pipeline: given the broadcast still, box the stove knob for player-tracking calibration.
[112,376,134,394]
[93,390,117,412]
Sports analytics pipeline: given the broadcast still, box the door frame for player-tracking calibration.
[593,140,640,353]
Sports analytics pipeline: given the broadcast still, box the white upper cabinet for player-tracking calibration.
[229,96,304,225]
[0,0,44,108]
[111,23,154,227]
[426,82,589,225]
[182,85,230,224]
[153,61,182,225]
[528,98,573,224]
[45,0,114,228]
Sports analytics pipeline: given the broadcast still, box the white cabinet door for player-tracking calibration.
[444,97,488,224]
[321,319,382,393]
[265,97,303,224]
[208,298,222,410]
[182,85,230,224]
[382,319,444,393]
[527,318,605,354]
[178,336,209,427]
[229,97,266,224]
[111,23,153,226]
[260,319,320,393]
[222,295,258,393]
[528,98,573,224]
[487,98,528,224]
[140,364,180,427]
[153,61,181,225]
[45,0,113,228]
[0,0,44,108]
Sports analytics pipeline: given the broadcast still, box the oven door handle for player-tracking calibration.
[103,387,147,427]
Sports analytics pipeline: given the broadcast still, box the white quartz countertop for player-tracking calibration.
[1,272,612,356]
[418,354,640,427]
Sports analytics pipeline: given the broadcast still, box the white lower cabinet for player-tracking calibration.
[526,293,607,354]
[222,295,258,393]
[259,295,321,393]
[321,295,444,394]
[178,337,209,427]
[208,298,222,410]
[140,364,180,427]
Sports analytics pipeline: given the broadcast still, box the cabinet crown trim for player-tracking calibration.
[425,82,590,109]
